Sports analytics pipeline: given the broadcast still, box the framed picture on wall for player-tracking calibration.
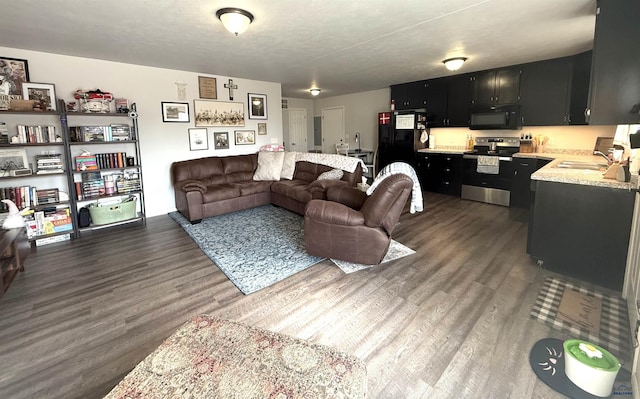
[258,123,267,135]
[194,100,244,127]
[161,102,190,122]
[188,128,208,151]
[214,132,229,149]
[198,76,217,99]
[248,93,267,119]
[234,130,255,145]
[22,82,56,111]
[0,56,29,96]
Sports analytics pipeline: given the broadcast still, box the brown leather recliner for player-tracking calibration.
[303,174,414,265]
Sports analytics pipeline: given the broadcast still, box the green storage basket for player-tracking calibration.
[88,197,137,225]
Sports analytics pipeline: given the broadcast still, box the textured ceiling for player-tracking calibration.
[0,0,597,98]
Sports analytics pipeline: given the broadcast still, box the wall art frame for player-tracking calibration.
[234,130,255,145]
[214,132,229,150]
[22,82,56,111]
[0,56,29,96]
[161,101,190,122]
[188,128,208,151]
[198,76,217,99]
[194,100,244,127]
[0,148,28,176]
[258,122,267,135]
[248,93,267,119]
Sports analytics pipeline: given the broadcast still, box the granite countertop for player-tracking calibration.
[417,148,466,155]
[529,153,637,190]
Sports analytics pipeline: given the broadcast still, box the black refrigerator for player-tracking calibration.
[378,111,428,171]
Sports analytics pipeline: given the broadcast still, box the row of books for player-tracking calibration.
[36,154,64,174]
[76,169,141,200]
[69,124,132,142]
[75,152,128,171]
[0,186,60,210]
[23,206,72,239]
[14,125,60,144]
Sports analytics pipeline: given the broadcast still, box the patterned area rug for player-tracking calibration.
[170,206,324,294]
[104,315,367,399]
[530,276,631,362]
[331,240,416,274]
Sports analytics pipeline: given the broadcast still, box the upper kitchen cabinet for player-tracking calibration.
[520,57,573,126]
[587,0,640,125]
[446,74,473,127]
[471,68,521,106]
[422,78,448,127]
[391,80,428,110]
[568,51,592,125]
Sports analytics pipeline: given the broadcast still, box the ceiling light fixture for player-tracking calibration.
[310,88,321,96]
[216,8,254,36]
[443,57,468,71]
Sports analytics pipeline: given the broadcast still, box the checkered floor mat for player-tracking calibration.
[530,276,631,362]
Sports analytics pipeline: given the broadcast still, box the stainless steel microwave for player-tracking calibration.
[469,105,522,130]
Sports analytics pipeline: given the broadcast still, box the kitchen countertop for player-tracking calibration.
[417,148,466,154]
[527,152,637,190]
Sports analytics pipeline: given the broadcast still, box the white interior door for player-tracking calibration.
[321,106,345,153]
[288,108,307,152]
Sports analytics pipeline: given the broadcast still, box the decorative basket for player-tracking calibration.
[9,99,36,111]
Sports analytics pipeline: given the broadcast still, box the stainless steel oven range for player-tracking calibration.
[461,136,521,206]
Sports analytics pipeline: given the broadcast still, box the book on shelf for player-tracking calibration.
[36,154,64,174]
[23,206,72,239]
[36,188,60,205]
[110,124,131,141]
[14,125,58,144]
[75,155,98,171]
[80,171,105,198]
[1,185,38,210]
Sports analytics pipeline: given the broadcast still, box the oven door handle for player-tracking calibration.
[463,154,513,161]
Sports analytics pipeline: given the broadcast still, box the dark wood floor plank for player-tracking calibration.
[0,193,582,399]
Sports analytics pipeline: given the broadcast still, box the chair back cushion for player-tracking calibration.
[360,174,413,233]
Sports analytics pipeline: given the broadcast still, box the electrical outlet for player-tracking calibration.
[270,138,278,144]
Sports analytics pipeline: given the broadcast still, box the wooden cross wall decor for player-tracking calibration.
[224,79,238,100]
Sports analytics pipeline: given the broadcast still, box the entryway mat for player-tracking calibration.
[530,276,631,362]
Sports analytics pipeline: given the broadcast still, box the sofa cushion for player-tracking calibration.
[232,181,273,196]
[293,161,322,183]
[271,180,312,203]
[317,168,344,180]
[202,184,241,202]
[223,154,258,183]
[254,151,285,181]
[280,152,297,180]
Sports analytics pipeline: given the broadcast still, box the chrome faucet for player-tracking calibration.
[593,151,612,163]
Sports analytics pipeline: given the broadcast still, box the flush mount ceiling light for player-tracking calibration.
[443,57,468,71]
[310,88,321,96]
[216,8,254,36]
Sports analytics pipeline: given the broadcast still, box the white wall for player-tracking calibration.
[311,89,390,151]
[0,46,283,217]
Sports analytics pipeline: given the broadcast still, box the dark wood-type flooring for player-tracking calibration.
[0,193,624,398]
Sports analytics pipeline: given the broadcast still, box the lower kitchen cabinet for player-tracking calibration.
[416,152,462,196]
[527,180,633,291]
[510,157,550,209]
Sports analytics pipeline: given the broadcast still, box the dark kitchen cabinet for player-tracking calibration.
[586,0,640,125]
[568,51,592,126]
[391,81,428,110]
[520,58,572,126]
[416,152,462,196]
[423,78,448,126]
[472,68,521,106]
[510,157,550,209]
[528,180,634,291]
[446,74,473,127]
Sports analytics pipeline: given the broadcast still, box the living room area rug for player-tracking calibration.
[530,276,631,362]
[104,315,367,398]
[170,205,324,295]
[331,240,416,274]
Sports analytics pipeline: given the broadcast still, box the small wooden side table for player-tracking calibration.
[0,228,27,299]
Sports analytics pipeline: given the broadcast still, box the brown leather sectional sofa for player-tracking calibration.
[171,153,363,223]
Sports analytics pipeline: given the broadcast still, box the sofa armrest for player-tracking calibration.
[304,199,365,226]
[326,185,367,210]
[176,179,207,193]
[309,179,350,199]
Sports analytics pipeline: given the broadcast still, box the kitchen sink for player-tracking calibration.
[555,160,609,171]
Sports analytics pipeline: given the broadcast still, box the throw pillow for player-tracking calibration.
[253,151,285,181]
[280,152,297,180]
[317,168,344,180]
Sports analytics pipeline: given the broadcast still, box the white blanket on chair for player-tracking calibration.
[366,162,423,214]
[296,152,367,173]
